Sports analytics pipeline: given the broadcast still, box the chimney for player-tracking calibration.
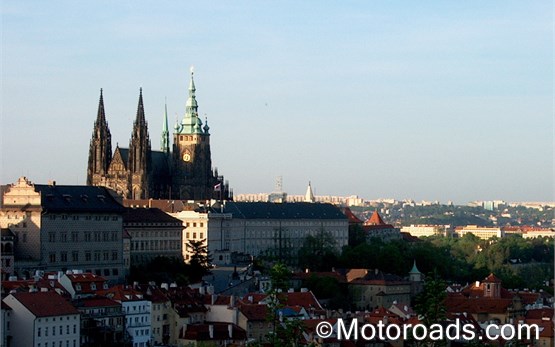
[230,295,235,307]
[211,294,217,305]
[209,325,214,339]
[199,286,205,295]
[375,269,379,275]
[228,324,233,338]
[248,295,253,303]
[475,281,480,287]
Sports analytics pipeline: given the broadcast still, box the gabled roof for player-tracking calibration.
[8,291,79,317]
[34,184,124,213]
[77,296,121,308]
[483,273,502,283]
[65,273,107,294]
[342,207,363,224]
[1,228,15,237]
[220,202,347,220]
[237,303,267,321]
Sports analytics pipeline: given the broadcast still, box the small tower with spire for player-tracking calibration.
[409,260,423,296]
[87,89,112,185]
[304,181,315,203]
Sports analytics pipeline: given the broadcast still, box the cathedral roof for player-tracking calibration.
[219,202,347,220]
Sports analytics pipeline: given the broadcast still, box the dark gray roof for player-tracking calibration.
[117,148,129,163]
[34,184,125,213]
[219,202,347,220]
[123,207,182,225]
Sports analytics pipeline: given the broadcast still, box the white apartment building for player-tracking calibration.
[208,202,349,264]
[2,291,80,347]
[99,285,152,347]
[401,224,448,238]
[169,210,209,262]
[455,225,504,240]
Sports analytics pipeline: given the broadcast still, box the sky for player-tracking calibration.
[1,1,553,204]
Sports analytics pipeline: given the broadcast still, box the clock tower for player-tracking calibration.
[172,69,215,200]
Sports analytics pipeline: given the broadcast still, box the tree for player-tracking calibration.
[186,239,212,282]
[413,270,447,347]
[297,231,338,271]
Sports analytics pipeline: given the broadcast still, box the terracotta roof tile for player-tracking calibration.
[8,291,79,317]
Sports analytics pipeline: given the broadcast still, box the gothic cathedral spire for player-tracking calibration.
[87,89,112,185]
[128,88,152,198]
[161,99,170,153]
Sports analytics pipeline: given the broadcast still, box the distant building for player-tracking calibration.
[122,207,183,265]
[73,296,125,346]
[455,225,503,240]
[401,224,448,238]
[363,211,401,242]
[0,177,125,282]
[207,202,349,265]
[2,291,80,347]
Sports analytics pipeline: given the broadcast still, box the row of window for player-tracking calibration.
[48,250,119,263]
[130,240,179,251]
[185,222,204,228]
[48,231,119,243]
[48,215,119,221]
[37,341,76,347]
[37,324,77,337]
[185,232,204,239]
[130,230,180,238]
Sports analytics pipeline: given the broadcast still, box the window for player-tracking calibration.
[94,251,101,261]
[84,232,91,242]
[193,232,196,239]
[60,252,67,262]
[66,325,70,334]
[85,251,91,261]
[103,232,109,241]
[112,269,119,276]
[49,232,56,242]
[104,269,110,276]
[111,232,118,241]
[103,251,109,261]
[73,216,79,220]
[60,325,63,335]
[200,233,203,239]
[52,326,56,336]
[193,222,197,227]
[71,232,78,242]
[112,251,118,261]
[38,327,41,337]
[200,222,204,227]
[186,232,190,239]
[72,251,79,262]
[49,253,56,263]
[60,232,67,242]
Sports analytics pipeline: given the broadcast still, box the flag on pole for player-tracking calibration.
[214,183,222,192]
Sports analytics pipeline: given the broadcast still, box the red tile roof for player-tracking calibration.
[237,303,267,321]
[79,296,121,308]
[97,284,145,302]
[181,322,247,341]
[9,291,79,317]
[365,211,386,226]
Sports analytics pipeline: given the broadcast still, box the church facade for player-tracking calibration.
[87,71,231,201]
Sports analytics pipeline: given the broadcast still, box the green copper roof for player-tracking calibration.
[409,260,421,274]
[175,69,209,135]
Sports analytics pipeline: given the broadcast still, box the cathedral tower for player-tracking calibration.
[172,69,215,200]
[127,89,152,199]
[87,89,112,185]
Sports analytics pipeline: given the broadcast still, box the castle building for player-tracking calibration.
[87,70,231,201]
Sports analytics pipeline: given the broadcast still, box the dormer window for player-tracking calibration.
[91,283,96,290]
[75,284,81,291]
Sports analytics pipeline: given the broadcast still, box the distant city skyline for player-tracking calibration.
[1,1,552,204]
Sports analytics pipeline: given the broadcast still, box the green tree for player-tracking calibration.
[414,271,447,347]
[297,231,338,271]
[186,239,212,282]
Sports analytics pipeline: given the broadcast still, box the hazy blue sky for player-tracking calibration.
[1,1,552,204]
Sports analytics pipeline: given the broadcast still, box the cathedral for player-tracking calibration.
[87,71,231,201]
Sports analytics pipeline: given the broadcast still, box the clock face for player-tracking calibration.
[182,153,191,162]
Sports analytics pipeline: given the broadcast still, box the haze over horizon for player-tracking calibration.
[1,1,552,205]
